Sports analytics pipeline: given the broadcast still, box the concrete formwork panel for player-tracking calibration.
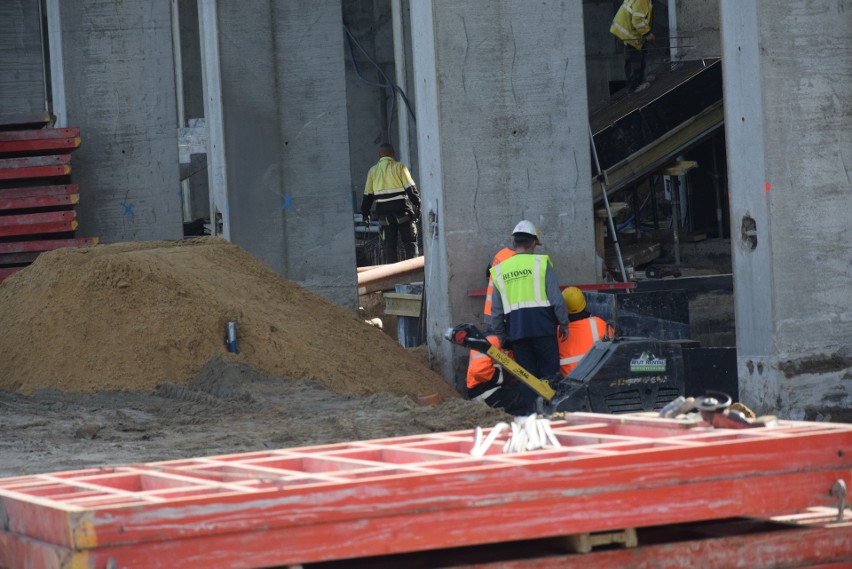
[721,0,852,419]
[413,1,595,384]
[55,0,183,242]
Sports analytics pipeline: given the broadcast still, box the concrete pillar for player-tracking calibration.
[411,2,596,385]
[53,0,183,241]
[0,0,46,115]
[721,0,852,419]
[204,0,356,309]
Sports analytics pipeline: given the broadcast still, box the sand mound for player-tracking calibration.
[0,237,457,399]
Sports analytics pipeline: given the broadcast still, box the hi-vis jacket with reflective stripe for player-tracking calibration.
[361,156,420,219]
[558,315,609,376]
[489,253,569,341]
[466,335,510,389]
[483,247,516,317]
[609,0,653,50]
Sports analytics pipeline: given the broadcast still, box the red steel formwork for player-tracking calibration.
[0,413,851,568]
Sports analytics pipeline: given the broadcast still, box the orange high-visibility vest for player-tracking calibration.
[466,335,513,388]
[483,248,516,317]
[558,316,608,376]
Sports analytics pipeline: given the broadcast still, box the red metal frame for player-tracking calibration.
[0,413,850,568]
[0,184,79,211]
[0,155,71,181]
[0,128,81,155]
[0,237,97,255]
[0,210,77,237]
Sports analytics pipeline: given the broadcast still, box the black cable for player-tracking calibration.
[342,23,417,146]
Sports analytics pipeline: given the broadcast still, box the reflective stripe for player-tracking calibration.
[373,186,405,195]
[491,263,510,315]
[470,352,488,360]
[505,300,552,311]
[472,386,501,402]
[589,318,602,341]
[375,195,406,203]
[559,355,584,366]
[532,255,543,303]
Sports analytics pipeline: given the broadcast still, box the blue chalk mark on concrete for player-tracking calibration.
[281,195,294,210]
[120,202,135,219]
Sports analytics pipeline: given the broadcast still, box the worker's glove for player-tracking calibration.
[558,323,569,342]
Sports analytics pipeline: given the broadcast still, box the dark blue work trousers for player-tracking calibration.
[511,335,560,413]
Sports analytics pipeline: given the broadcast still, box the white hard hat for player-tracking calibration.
[512,220,541,244]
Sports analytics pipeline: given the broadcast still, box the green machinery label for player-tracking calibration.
[629,351,667,372]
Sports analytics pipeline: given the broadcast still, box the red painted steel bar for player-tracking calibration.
[0,184,79,211]
[0,128,81,155]
[0,413,850,568]
[0,237,97,255]
[0,266,23,283]
[0,210,77,237]
[0,155,71,181]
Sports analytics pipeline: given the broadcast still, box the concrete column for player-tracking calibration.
[0,0,46,115]
[209,0,357,309]
[670,0,720,61]
[721,0,852,419]
[412,2,596,385]
[55,0,183,241]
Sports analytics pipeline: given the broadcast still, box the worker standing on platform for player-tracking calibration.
[610,0,656,93]
[483,246,515,319]
[558,287,610,376]
[360,143,421,264]
[466,333,528,416]
[489,221,569,408]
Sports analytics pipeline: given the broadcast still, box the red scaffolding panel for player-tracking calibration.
[0,413,850,568]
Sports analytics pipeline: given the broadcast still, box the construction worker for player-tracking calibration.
[466,333,528,416]
[483,246,515,318]
[360,143,421,264]
[558,287,610,376]
[489,220,569,408]
[610,0,656,93]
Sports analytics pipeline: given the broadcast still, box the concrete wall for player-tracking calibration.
[0,0,46,115]
[55,0,183,241]
[211,0,357,309]
[412,1,597,385]
[721,0,852,420]
[671,0,720,61]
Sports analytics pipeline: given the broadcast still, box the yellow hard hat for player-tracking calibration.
[562,286,586,314]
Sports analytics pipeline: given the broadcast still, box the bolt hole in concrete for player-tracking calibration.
[741,215,757,250]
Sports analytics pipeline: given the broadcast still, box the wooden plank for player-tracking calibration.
[0,155,71,182]
[384,292,422,317]
[0,184,79,211]
[0,128,81,155]
[0,211,77,237]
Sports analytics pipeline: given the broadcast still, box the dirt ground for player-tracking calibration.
[0,238,509,479]
[0,356,509,478]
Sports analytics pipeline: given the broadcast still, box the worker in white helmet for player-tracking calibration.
[489,220,569,411]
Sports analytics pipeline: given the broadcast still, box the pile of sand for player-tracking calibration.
[0,237,457,400]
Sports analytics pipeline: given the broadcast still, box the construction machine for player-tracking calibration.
[445,323,686,414]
